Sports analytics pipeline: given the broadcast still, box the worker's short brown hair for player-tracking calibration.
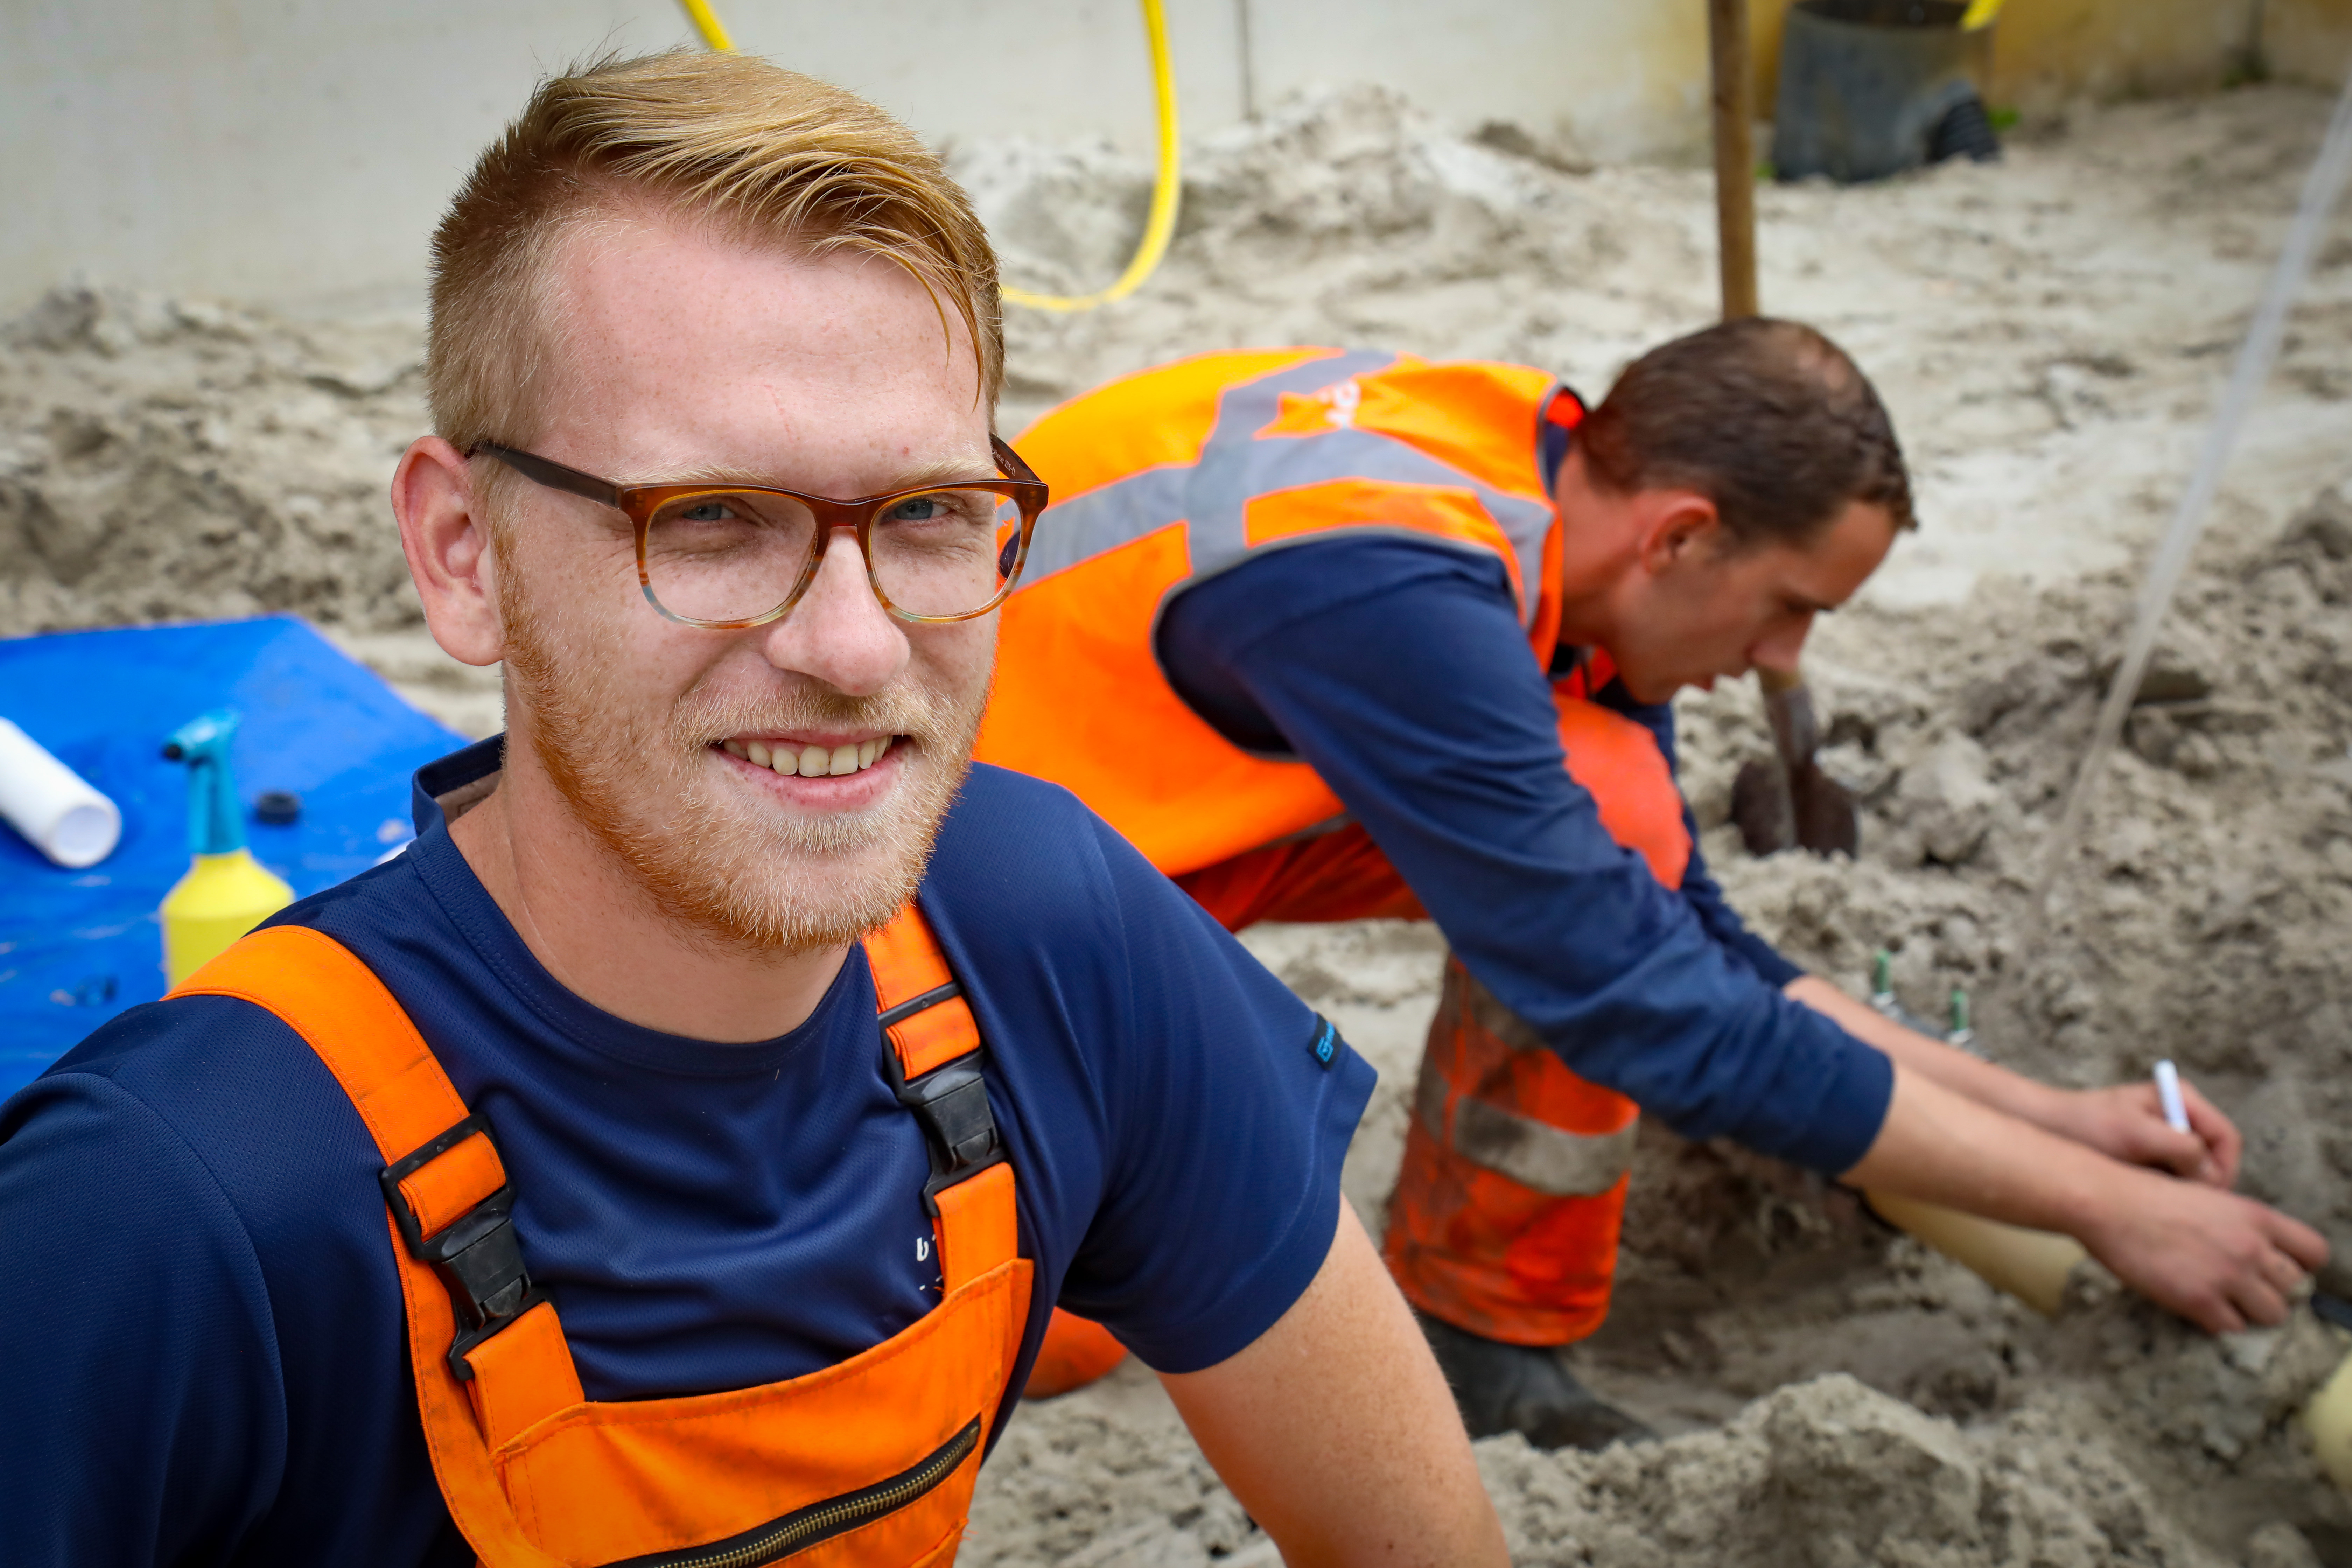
[426,50,1001,453]
[1577,318,1915,547]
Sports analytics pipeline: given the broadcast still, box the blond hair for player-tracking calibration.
[426,50,1002,451]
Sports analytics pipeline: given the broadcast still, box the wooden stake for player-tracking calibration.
[1709,0,1759,320]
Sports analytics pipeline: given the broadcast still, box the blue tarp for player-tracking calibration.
[0,617,468,1095]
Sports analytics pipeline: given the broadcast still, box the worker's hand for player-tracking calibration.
[2081,1170,2328,1333]
[2044,1079,2241,1188]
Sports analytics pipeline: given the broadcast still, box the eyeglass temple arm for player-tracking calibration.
[475,436,1038,506]
[990,435,1044,490]
[472,443,624,508]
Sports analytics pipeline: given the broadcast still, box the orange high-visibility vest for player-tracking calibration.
[976,347,1580,879]
[170,907,1028,1568]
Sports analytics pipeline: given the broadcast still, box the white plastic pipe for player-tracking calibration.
[2035,58,2352,915]
[0,717,121,868]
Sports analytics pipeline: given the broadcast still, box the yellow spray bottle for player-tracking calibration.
[159,710,293,986]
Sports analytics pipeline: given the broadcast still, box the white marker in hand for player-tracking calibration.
[2154,1059,2190,1134]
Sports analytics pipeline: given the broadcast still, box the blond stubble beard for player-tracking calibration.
[498,565,984,960]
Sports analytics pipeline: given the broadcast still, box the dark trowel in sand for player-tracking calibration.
[1730,667,1858,858]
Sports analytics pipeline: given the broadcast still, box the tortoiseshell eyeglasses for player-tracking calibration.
[468,438,1049,628]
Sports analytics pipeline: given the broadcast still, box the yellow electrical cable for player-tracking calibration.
[676,0,735,52]
[1000,0,1181,312]
[672,0,1179,311]
[1959,0,2005,29]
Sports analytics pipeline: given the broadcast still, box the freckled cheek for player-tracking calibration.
[526,538,710,700]
[510,522,644,612]
[910,618,997,700]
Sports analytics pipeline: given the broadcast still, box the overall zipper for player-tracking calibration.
[604,1417,982,1568]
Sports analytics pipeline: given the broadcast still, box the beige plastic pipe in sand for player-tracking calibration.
[2302,1296,2352,1488]
[2305,1342,2352,1488]
[1864,1191,2088,1317]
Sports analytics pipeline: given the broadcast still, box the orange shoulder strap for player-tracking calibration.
[174,923,477,1172]
[170,925,575,1566]
[864,904,1019,1296]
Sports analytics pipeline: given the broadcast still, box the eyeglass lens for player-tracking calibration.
[644,488,1021,622]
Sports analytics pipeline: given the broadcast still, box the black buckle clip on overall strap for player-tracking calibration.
[379,1114,545,1382]
[877,980,1006,1217]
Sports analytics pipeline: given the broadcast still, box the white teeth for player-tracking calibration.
[735,736,895,778]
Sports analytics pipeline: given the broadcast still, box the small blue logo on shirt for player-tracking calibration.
[1310,1016,1339,1070]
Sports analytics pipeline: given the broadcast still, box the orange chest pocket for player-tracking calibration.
[173,909,1032,1568]
[485,1219,1030,1568]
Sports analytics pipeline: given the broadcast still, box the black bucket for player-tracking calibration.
[1772,0,2000,183]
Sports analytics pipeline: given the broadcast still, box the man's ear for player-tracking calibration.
[1633,490,1724,579]
[391,437,506,668]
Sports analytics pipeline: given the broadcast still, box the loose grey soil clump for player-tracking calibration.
[6,78,2351,1568]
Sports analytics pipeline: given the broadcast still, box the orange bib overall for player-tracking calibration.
[170,905,1030,1568]
[980,349,1686,1349]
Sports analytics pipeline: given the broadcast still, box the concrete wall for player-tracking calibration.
[2269,0,2352,89]
[1971,0,2256,108]
[3,0,2344,316]
[1746,0,2348,118]
[0,0,1711,316]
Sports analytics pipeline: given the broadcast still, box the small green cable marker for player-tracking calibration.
[1868,949,1908,1026]
[1947,987,1978,1053]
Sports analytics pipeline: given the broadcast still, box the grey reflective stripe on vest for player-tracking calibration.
[1413,1051,1639,1198]
[1018,351,1560,628]
[1014,464,1192,585]
[1181,349,1399,571]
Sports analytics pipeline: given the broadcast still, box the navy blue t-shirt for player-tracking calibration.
[1156,533,1892,1175]
[0,751,1371,1566]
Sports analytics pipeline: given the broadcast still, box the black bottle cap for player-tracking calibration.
[253,790,302,827]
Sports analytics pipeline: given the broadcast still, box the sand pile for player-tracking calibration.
[974,1348,2345,1568]
[1678,486,2352,1276]
[0,287,425,637]
[969,839,2352,1564]
[5,74,2351,1567]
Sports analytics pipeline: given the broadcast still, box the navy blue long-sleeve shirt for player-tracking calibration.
[1156,533,1892,1175]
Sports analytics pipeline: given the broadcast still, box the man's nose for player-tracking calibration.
[1748,614,1815,677]
[756,527,909,695]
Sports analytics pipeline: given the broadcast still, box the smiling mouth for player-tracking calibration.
[719,735,897,778]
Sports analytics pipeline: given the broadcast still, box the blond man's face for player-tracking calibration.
[485,216,1000,954]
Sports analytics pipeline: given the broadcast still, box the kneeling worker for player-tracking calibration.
[0,54,1507,1566]
[979,329,2329,1444]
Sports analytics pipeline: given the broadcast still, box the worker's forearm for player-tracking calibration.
[1161,1206,1507,1567]
[1846,1062,2330,1334]
[1785,975,2065,1128]
[1840,1061,2119,1236]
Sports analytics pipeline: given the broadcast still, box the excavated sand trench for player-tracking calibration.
[5,82,2351,1567]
